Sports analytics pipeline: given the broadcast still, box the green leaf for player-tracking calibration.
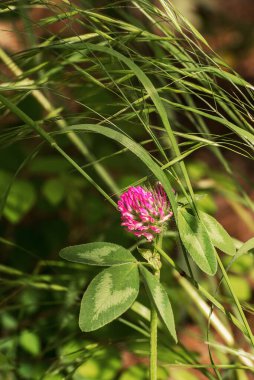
[237,238,254,255]
[228,276,251,302]
[169,368,199,380]
[79,263,139,331]
[3,179,36,224]
[139,266,177,342]
[177,208,217,275]
[60,242,136,266]
[200,211,236,256]
[0,353,13,371]
[42,178,65,205]
[19,330,41,356]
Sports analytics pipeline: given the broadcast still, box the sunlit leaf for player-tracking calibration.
[237,238,254,255]
[178,208,217,275]
[79,263,139,331]
[60,242,136,266]
[228,276,251,302]
[200,211,236,256]
[19,330,41,356]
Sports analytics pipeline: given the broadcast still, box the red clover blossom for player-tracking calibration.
[118,184,173,241]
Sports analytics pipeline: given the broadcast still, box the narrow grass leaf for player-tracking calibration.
[65,124,177,217]
[52,41,197,204]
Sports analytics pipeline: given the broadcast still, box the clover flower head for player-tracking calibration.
[118,184,173,241]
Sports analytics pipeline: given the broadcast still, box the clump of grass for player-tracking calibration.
[0,1,253,379]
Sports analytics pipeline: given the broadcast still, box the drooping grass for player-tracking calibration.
[0,1,253,379]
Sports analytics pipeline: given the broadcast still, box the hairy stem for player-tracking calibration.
[150,236,162,380]
[150,298,158,380]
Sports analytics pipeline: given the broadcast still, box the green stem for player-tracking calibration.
[150,299,158,380]
[150,236,162,380]
[217,254,254,347]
